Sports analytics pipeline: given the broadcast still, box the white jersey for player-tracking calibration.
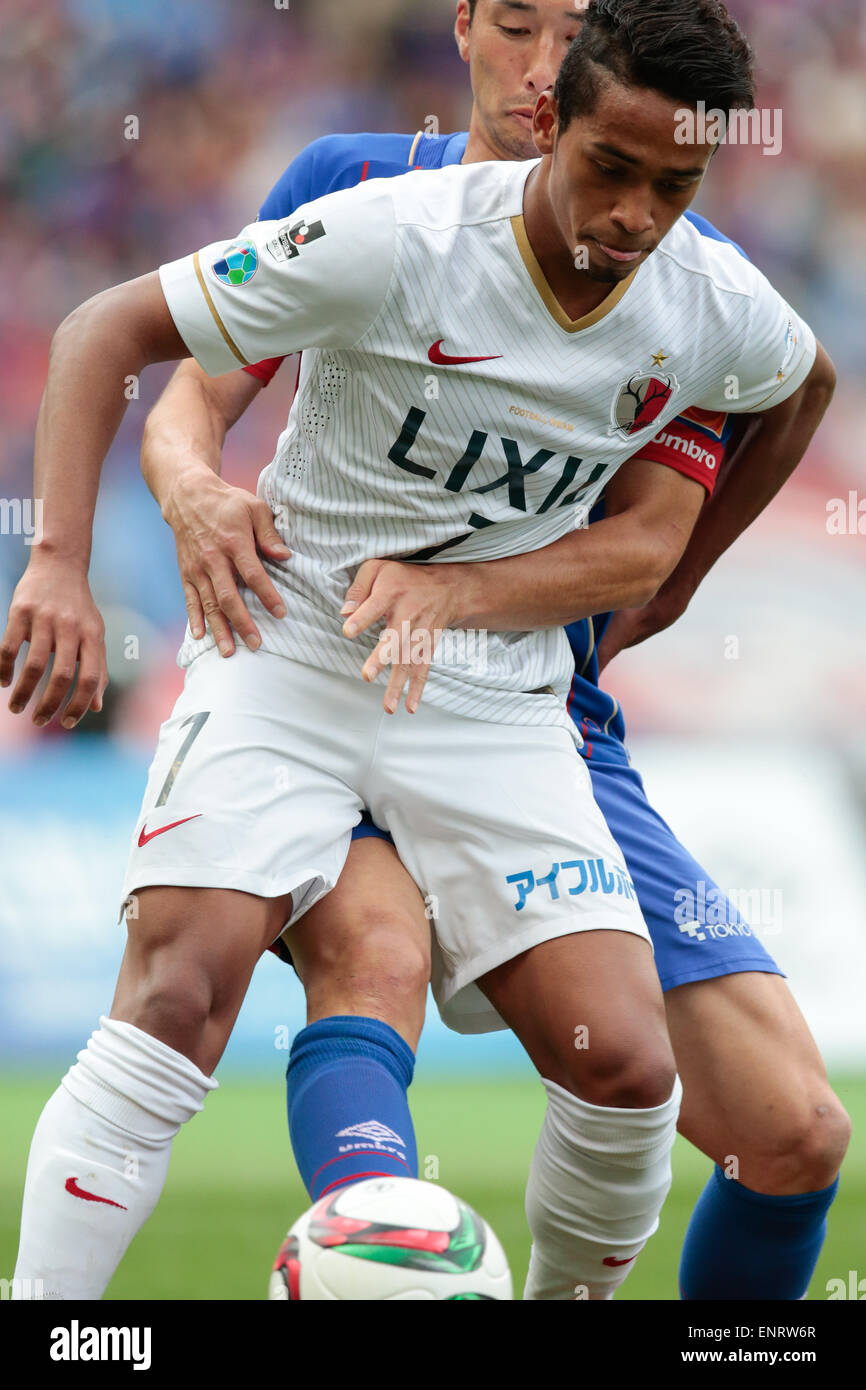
[159,158,816,732]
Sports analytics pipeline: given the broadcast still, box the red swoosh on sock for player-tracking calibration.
[65,1177,127,1210]
[603,1254,637,1267]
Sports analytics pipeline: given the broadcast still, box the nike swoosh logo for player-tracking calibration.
[603,1254,637,1267]
[428,339,503,367]
[138,814,202,847]
[65,1177,127,1210]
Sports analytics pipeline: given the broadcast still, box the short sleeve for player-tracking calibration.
[697,273,816,414]
[244,138,348,384]
[158,181,396,377]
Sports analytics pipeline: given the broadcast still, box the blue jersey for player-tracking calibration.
[255,130,745,746]
[259,130,470,216]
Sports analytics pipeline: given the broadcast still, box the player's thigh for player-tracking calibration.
[376,708,653,1040]
[665,971,851,1192]
[285,835,432,1049]
[586,746,784,993]
[122,647,368,921]
[112,884,293,1074]
[479,930,675,1108]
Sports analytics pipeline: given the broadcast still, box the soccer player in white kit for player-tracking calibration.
[3,0,827,1299]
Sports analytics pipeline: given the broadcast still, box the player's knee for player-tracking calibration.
[342,932,431,1025]
[125,962,214,1052]
[309,911,428,989]
[564,1036,678,1110]
[305,911,430,1001]
[757,1090,851,1192]
[798,1096,851,1187]
[117,924,221,1056]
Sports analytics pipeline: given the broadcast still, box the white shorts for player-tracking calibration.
[122,647,649,1033]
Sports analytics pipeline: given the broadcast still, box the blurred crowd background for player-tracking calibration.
[1,0,865,1072]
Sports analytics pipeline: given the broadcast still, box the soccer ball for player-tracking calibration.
[268,1177,512,1300]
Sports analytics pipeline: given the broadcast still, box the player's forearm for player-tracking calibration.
[33,297,152,571]
[658,350,836,606]
[141,369,228,518]
[452,515,681,631]
[141,363,262,520]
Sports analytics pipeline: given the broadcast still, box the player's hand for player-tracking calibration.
[0,558,108,728]
[341,558,462,714]
[163,471,291,656]
[596,583,691,674]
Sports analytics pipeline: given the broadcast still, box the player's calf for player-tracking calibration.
[481,933,681,1300]
[13,1017,216,1300]
[13,884,287,1300]
[282,841,431,1198]
[668,973,850,1299]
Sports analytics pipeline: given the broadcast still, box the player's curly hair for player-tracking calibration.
[555,0,755,128]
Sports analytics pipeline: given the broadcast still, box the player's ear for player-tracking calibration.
[454,0,472,63]
[531,93,558,155]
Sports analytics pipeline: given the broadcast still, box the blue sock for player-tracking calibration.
[680,1165,840,1299]
[286,1016,418,1201]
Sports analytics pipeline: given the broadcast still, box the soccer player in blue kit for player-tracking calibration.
[10,1,846,1299]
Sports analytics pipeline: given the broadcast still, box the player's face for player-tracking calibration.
[534,80,714,284]
[455,0,584,161]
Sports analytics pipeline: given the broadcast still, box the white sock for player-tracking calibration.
[13,1016,217,1300]
[523,1075,682,1300]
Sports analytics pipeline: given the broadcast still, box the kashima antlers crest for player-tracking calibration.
[610,369,680,439]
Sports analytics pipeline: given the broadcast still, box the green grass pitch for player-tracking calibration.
[1,1072,863,1300]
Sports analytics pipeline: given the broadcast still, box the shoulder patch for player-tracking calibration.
[265,217,327,264]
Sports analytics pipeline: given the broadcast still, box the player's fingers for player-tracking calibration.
[361,630,395,685]
[383,661,412,715]
[201,553,263,652]
[250,501,291,562]
[32,634,86,727]
[7,626,54,715]
[58,632,106,729]
[343,588,393,639]
[404,661,431,715]
[341,559,386,618]
[197,573,236,658]
[0,609,30,689]
[233,547,287,625]
[182,579,207,643]
[89,641,109,714]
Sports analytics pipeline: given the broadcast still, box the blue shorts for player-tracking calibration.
[351,725,782,993]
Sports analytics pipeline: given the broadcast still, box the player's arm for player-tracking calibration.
[141,360,290,656]
[144,139,415,657]
[343,458,707,713]
[138,140,325,654]
[0,273,196,725]
[597,339,836,670]
[1,190,395,725]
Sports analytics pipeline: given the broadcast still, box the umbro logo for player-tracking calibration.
[335,1120,406,1146]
